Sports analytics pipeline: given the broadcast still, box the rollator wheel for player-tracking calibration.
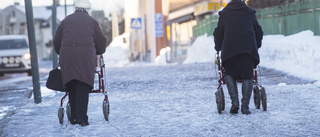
[215,90,222,114]
[66,102,71,122]
[260,87,267,111]
[102,99,110,121]
[253,86,260,109]
[218,88,225,111]
[58,107,64,124]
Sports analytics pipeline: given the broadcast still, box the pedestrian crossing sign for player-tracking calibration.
[131,18,142,29]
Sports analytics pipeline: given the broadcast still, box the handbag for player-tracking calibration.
[46,65,65,91]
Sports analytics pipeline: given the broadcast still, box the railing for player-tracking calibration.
[193,0,320,37]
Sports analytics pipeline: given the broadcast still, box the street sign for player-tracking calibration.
[155,13,163,37]
[131,18,142,29]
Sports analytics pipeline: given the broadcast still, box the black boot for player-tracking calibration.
[241,106,251,115]
[230,105,239,114]
[225,75,239,114]
[79,121,89,126]
[70,119,78,125]
[241,79,253,115]
[79,116,89,126]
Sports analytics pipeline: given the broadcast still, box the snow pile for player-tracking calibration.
[183,33,215,64]
[103,33,130,68]
[105,30,320,85]
[260,30,320,84]
[155,47,171,65]
[182,30,320,84]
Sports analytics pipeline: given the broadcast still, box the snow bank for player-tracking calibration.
[107,31,320,85]
[103,33,130,68]
[183,30,320,85]
[260,30,320,84]
[183,33,215,64]
[155,47,171,65]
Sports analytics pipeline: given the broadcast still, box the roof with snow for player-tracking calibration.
[12,5,75,21]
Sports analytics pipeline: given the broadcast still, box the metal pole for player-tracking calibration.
[139,0,143,61]
[2,15,5,35]
[52,0,58,69]
[24,0,42,104]
[139,30,143,61]
[65,0,67,17]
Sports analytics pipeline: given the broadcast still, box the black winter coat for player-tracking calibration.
[54,10,107,89]
[213,0,263,67]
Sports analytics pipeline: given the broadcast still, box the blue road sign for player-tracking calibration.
[131,18,142,29]
[155,13,163,37]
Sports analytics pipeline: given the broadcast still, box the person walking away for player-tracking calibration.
[213,0,263,114]
[53,0,108,126]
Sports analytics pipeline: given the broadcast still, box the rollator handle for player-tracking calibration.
[215,52,220,65]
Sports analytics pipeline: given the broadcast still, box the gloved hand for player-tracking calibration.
[215,59,219,65]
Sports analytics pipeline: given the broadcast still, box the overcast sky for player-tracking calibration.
[0,0,124,15]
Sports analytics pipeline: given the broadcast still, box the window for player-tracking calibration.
[0,39,28,50]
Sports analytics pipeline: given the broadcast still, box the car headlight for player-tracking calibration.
[15,57,21,63]
[9,57,15,63]
[24,53,31,60]
[2,57,8,64]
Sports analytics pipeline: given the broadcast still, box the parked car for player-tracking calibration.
[0,35,31,76]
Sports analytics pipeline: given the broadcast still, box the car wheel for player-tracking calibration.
[27,70,32,76]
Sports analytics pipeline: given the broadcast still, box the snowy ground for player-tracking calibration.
[1,30,320,136]
[1,63,320,136]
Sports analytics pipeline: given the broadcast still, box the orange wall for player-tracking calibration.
[155,0,165,56]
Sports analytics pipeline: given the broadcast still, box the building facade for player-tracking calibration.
[125,0,229,63]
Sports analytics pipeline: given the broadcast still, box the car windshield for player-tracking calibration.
[0,39,28,50]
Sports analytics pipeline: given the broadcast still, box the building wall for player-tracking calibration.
[125,0,159,62]
[0,6,26,35]
[124,0,140,61]
[154,0,164,57]
[147,0,156,62]
[170,20,196,61]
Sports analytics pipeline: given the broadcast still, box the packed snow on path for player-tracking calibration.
[1,30,320,136]
[2,63,320,136]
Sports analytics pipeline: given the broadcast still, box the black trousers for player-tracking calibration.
[66,80,91,123]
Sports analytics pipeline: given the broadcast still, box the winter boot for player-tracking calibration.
[230,105,239,114]
[225,75,239,114]
[241,79,253,115]
[78,115,89,126]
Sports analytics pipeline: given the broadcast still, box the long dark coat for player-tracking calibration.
[53,10,107,89]
[213,0,263,67]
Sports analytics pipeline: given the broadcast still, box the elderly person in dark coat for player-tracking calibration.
[53,0,108,126]
[213,0,263,114]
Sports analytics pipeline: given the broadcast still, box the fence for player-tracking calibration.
[193,0,320,37]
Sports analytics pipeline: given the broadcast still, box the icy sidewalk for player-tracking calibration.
[1,63,320,136]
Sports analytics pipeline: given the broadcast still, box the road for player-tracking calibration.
[0,62,319,136]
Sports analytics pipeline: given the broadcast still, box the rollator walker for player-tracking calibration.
[57,55,110,124]
[214,52,267,114]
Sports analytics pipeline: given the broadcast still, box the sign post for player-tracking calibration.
[131,18,143,61]
[24,0,42,103]
[52,0,58,69]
